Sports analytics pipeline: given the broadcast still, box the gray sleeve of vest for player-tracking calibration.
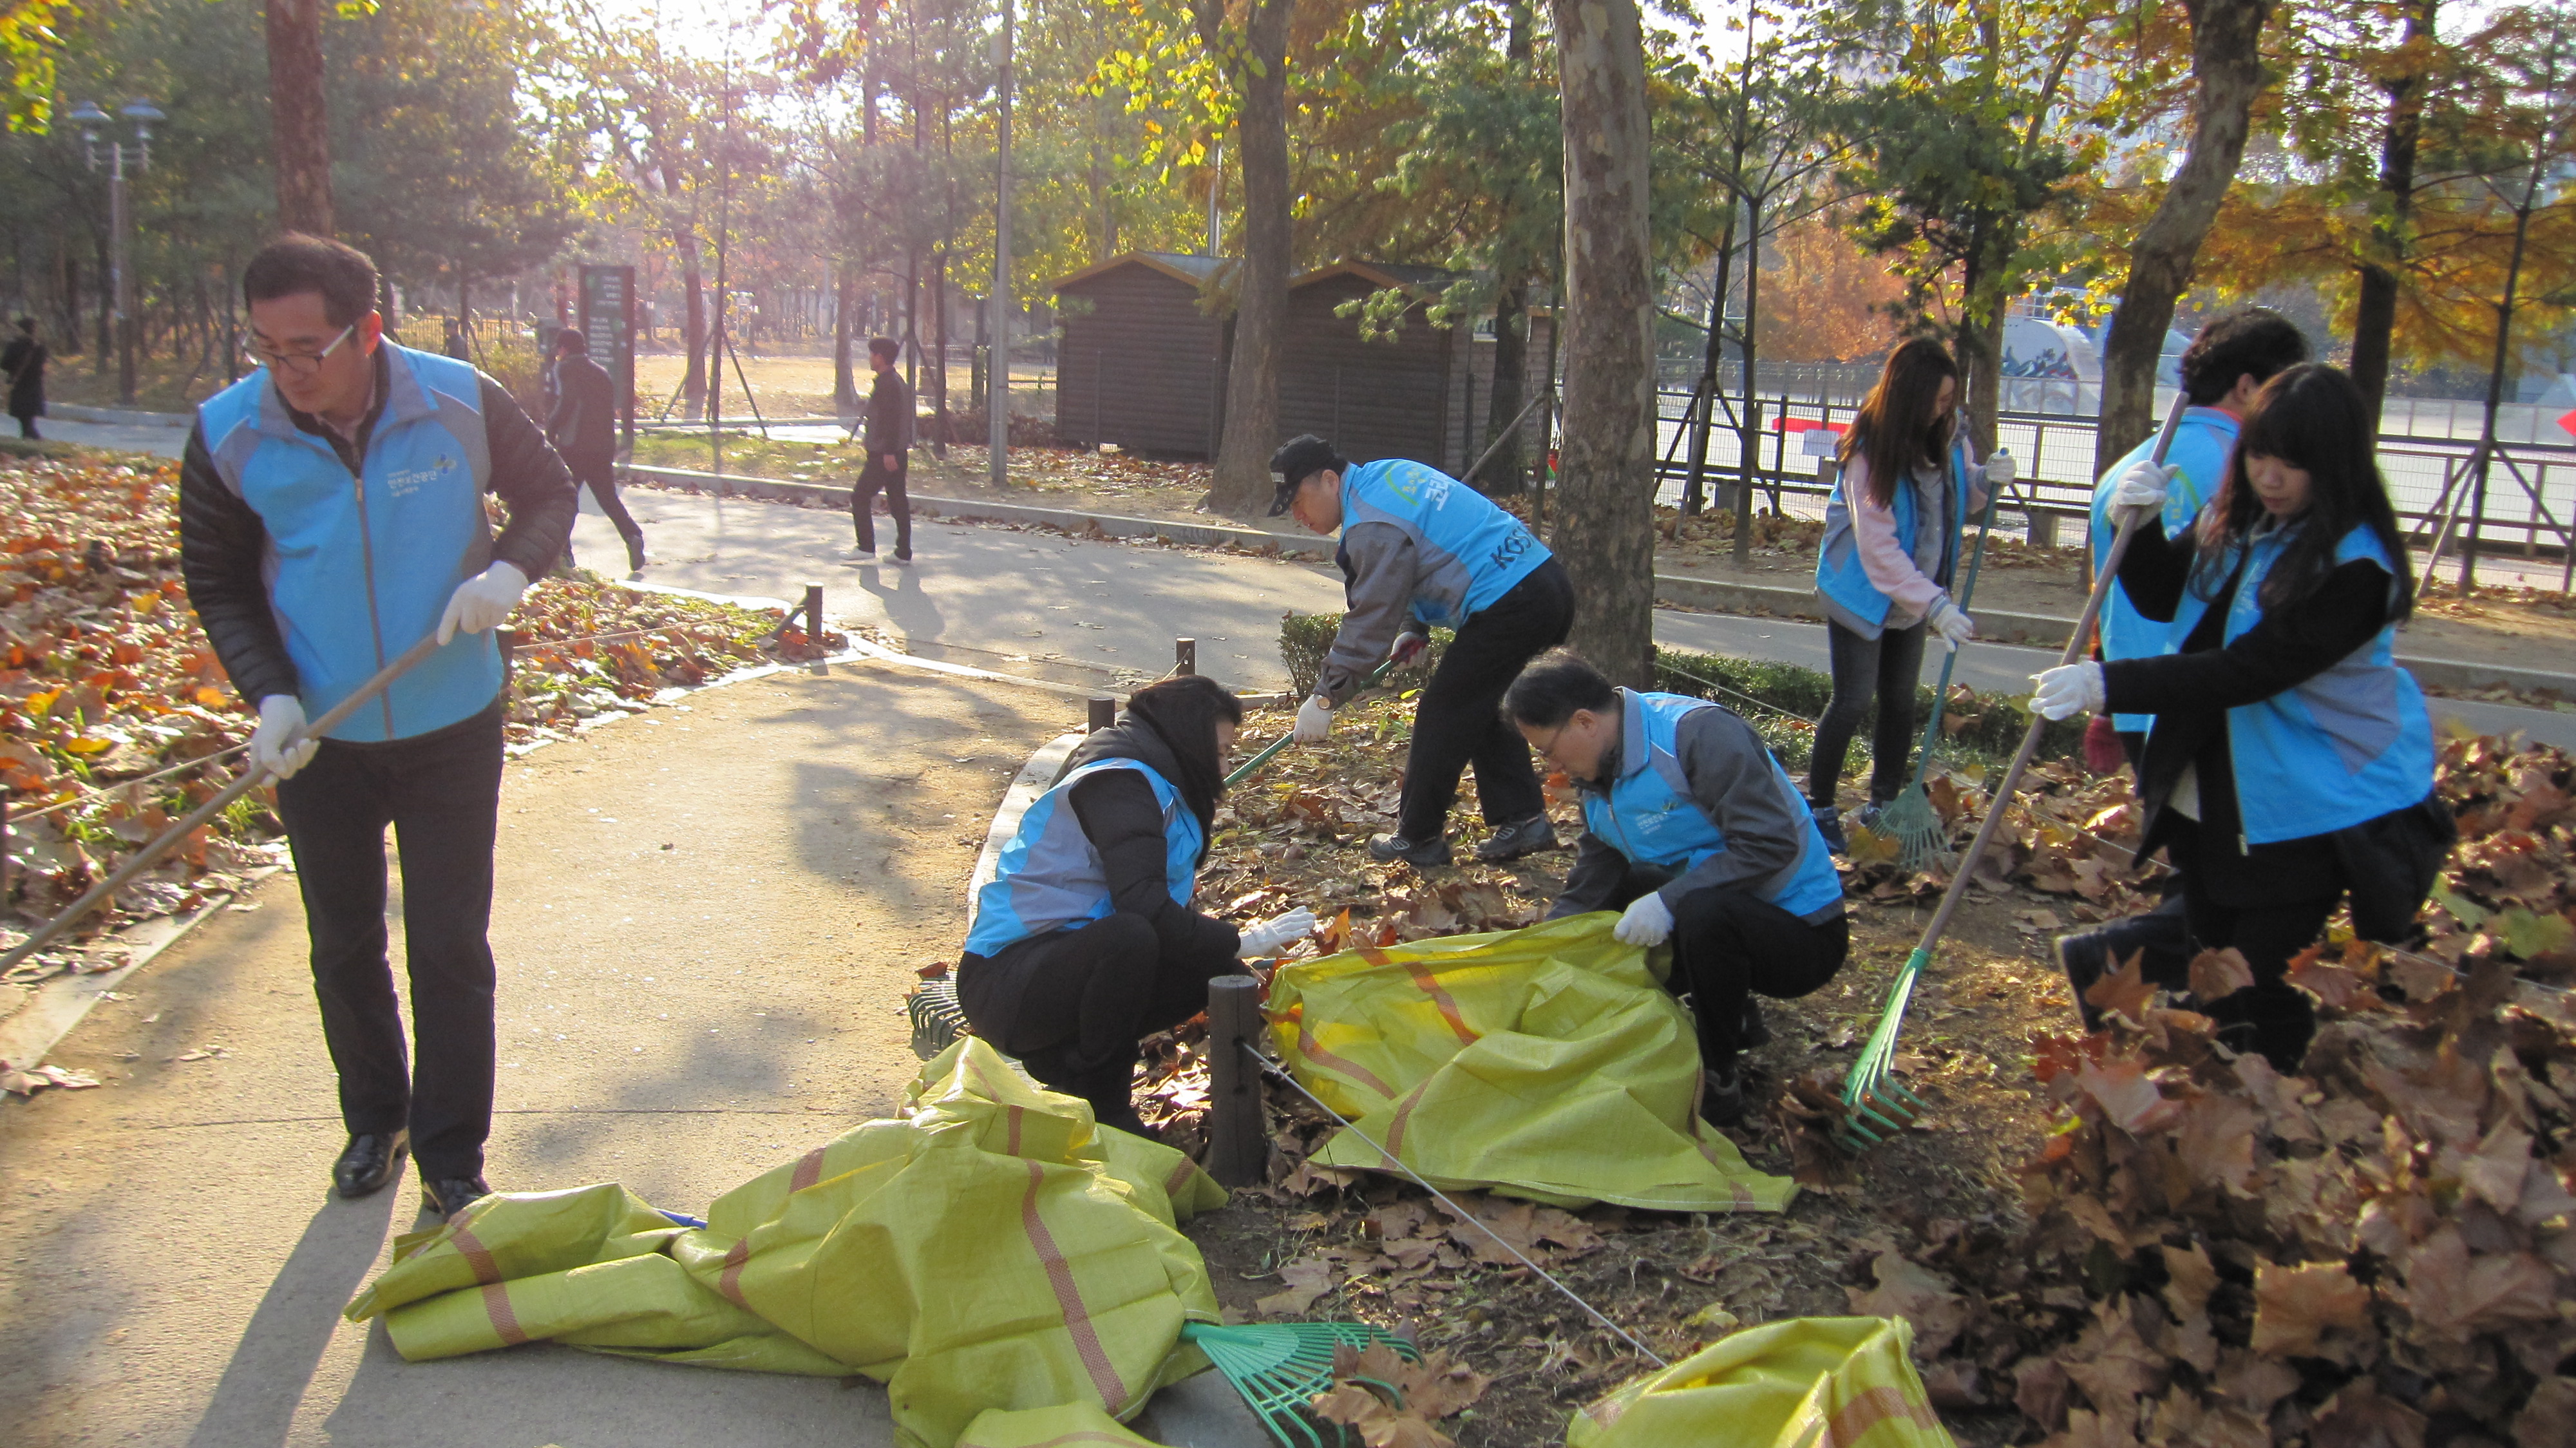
[480,376,578,578]
[1547,829,1632,920]
[1659,707,1804,905]
[1318,521,1417,705]
[178,423,303,707]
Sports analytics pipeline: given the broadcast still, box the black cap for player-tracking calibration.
[1267,435,1345,516]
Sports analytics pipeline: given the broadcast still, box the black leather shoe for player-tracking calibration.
[1367,832,1453,867]
[333,1130,410,1199]
[422,1175,491,1221]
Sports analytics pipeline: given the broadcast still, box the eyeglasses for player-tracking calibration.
[1526,725,1569,763]
[245,323,356,378]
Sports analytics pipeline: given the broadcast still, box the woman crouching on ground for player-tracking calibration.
[1504,650,1850,1125]
[2032,363,2450,1069]
[956,674,1314,1136]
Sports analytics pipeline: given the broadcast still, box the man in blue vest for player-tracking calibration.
[2056,309,2308,1020]
[1273,435,1575,866]
[1505,651,1848,1126]
[178,234,576,1221]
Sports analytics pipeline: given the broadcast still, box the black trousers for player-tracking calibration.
[954,911,1237,1116]
[272,702,505,1179]
[564,458,644,567]
[1600,864,1850,1075]
[2167,815,2340,1070]
[12,409,35,440]
[1809,618,1927,809]
[1396,558,1574,842]
[852,455,911,556]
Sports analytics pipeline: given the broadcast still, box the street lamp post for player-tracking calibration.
[67,100,164,406]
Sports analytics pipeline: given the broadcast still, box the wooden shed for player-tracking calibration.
[1278,262,1555,479]
[1051,252,1229,455]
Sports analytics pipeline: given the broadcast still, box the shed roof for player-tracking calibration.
[1289,260,1465,300]
[1050,251,1231,292]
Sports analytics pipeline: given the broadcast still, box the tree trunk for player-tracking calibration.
[2094,0,2275,475]
[931,249,950,456]
[1732,199,1763,564]
[1956,229,2007,459]
[2350,0,2438,430]
[1681,211,1737,519]
[835,257,860,418]
[1478,277,1529,493]
[1200,0,1293,517]
[1549,0,1658,687]
[2460,169,2548,591]
[676,233,706,420]
[264,0,335,234]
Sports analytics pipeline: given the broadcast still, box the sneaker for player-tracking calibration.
[2053,930,2110,1031]
[891,550,914,566]
[1699,1066,1747,1128]
[1473,814,1555,861]
[1811,803,1847,855]
[846,547,878,562]
[1367,832,1453,868]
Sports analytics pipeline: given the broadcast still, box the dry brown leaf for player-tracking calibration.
[1254,1255,1333,1318]
[2512,1377,2576,1448]
[2308,1377,2427,1448]
[2403,1226,2559,1338]
[2083,949,2158,1025]
[2186,947,2256,1000]
[2249,1259,2371,1357]
[1845,1251,1969,1358]
[2074,1056,2184,1136]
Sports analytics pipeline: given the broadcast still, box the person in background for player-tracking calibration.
[442,317,472,362]
[3,317,47,440]
[2053,307,2309,1016]
[2031,364,2449,1069]
[1506,650,1848,1127]
[956,674,1314,1136]
[547,327,647,576]
[1274,433,1573,867]
[849,336,913,564]
[179,234,574,1221]
[1808,338,2014,851]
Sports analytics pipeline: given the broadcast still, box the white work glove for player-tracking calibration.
[2112,460,2176,519]
[436,560,531,645]
[1293,695,1333,743]
[1983,448,2016,486]
[1390,631,1428,668]
[2031,662,2107,722]
[252,694,321,781]
[1613,891,1674,947]
[1926,599,1976,654]
[1238,906,1318,958]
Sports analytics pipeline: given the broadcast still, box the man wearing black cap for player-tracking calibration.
[1271,435,1574,866]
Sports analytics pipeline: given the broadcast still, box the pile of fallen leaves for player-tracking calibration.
[1842,754,2164,924]
[1312,1340,1494,1448]
[2417,730,2576,980]
[0,454,824,945]
[1655,506,1826,556]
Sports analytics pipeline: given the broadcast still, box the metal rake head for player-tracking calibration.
[1838,946,1932,1150]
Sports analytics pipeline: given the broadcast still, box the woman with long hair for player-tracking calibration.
[2032,364,2447,1067]
[1808,338,2011,846]
[956,674,1314,1136]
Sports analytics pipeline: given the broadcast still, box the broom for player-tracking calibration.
[1864,453,2003,872]
[1837,395,2189,1150]
[0,633,446,978]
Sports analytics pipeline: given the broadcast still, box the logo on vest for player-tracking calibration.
[383,453,457,498]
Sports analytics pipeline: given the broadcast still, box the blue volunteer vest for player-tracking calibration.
[2158,522,2434,844]
[2092,407,2239,733]
[963,757,1205,958]
[1580,691,1846,920]
[1338,458,1548,627]
[1814,437,1975,637]
[196,343,502,743]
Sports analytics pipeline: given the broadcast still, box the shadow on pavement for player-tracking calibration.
[183,1191,398,1448]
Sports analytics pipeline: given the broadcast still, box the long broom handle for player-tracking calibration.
[1,632,446,975]
[1905,395,2191,956]
[1224,655,1402,790]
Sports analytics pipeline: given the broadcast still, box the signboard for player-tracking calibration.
[577,264,638,453]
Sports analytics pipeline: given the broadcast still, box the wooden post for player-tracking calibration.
[1206,973,1266,1188]
[802,583,824,643]
[1088,696,1116,732]
[1173,638,1196,676]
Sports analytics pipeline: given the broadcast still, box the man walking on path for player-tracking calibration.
[849,336,913,563]
[549,327,647,575]
[177,233,576,1222]
[1276,434,1574,866]
[3,317,46,439]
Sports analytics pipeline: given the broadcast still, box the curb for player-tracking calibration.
[49,403,191,428]
[620,462,2576,703]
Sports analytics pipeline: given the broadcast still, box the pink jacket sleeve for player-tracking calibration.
[1844,453,1950,619]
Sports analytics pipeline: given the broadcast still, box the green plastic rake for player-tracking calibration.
[1840,396,2189,1151]
[1871,453,2003,873]
[1222,656,1402,791]
[1181,1320,1419,1448]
